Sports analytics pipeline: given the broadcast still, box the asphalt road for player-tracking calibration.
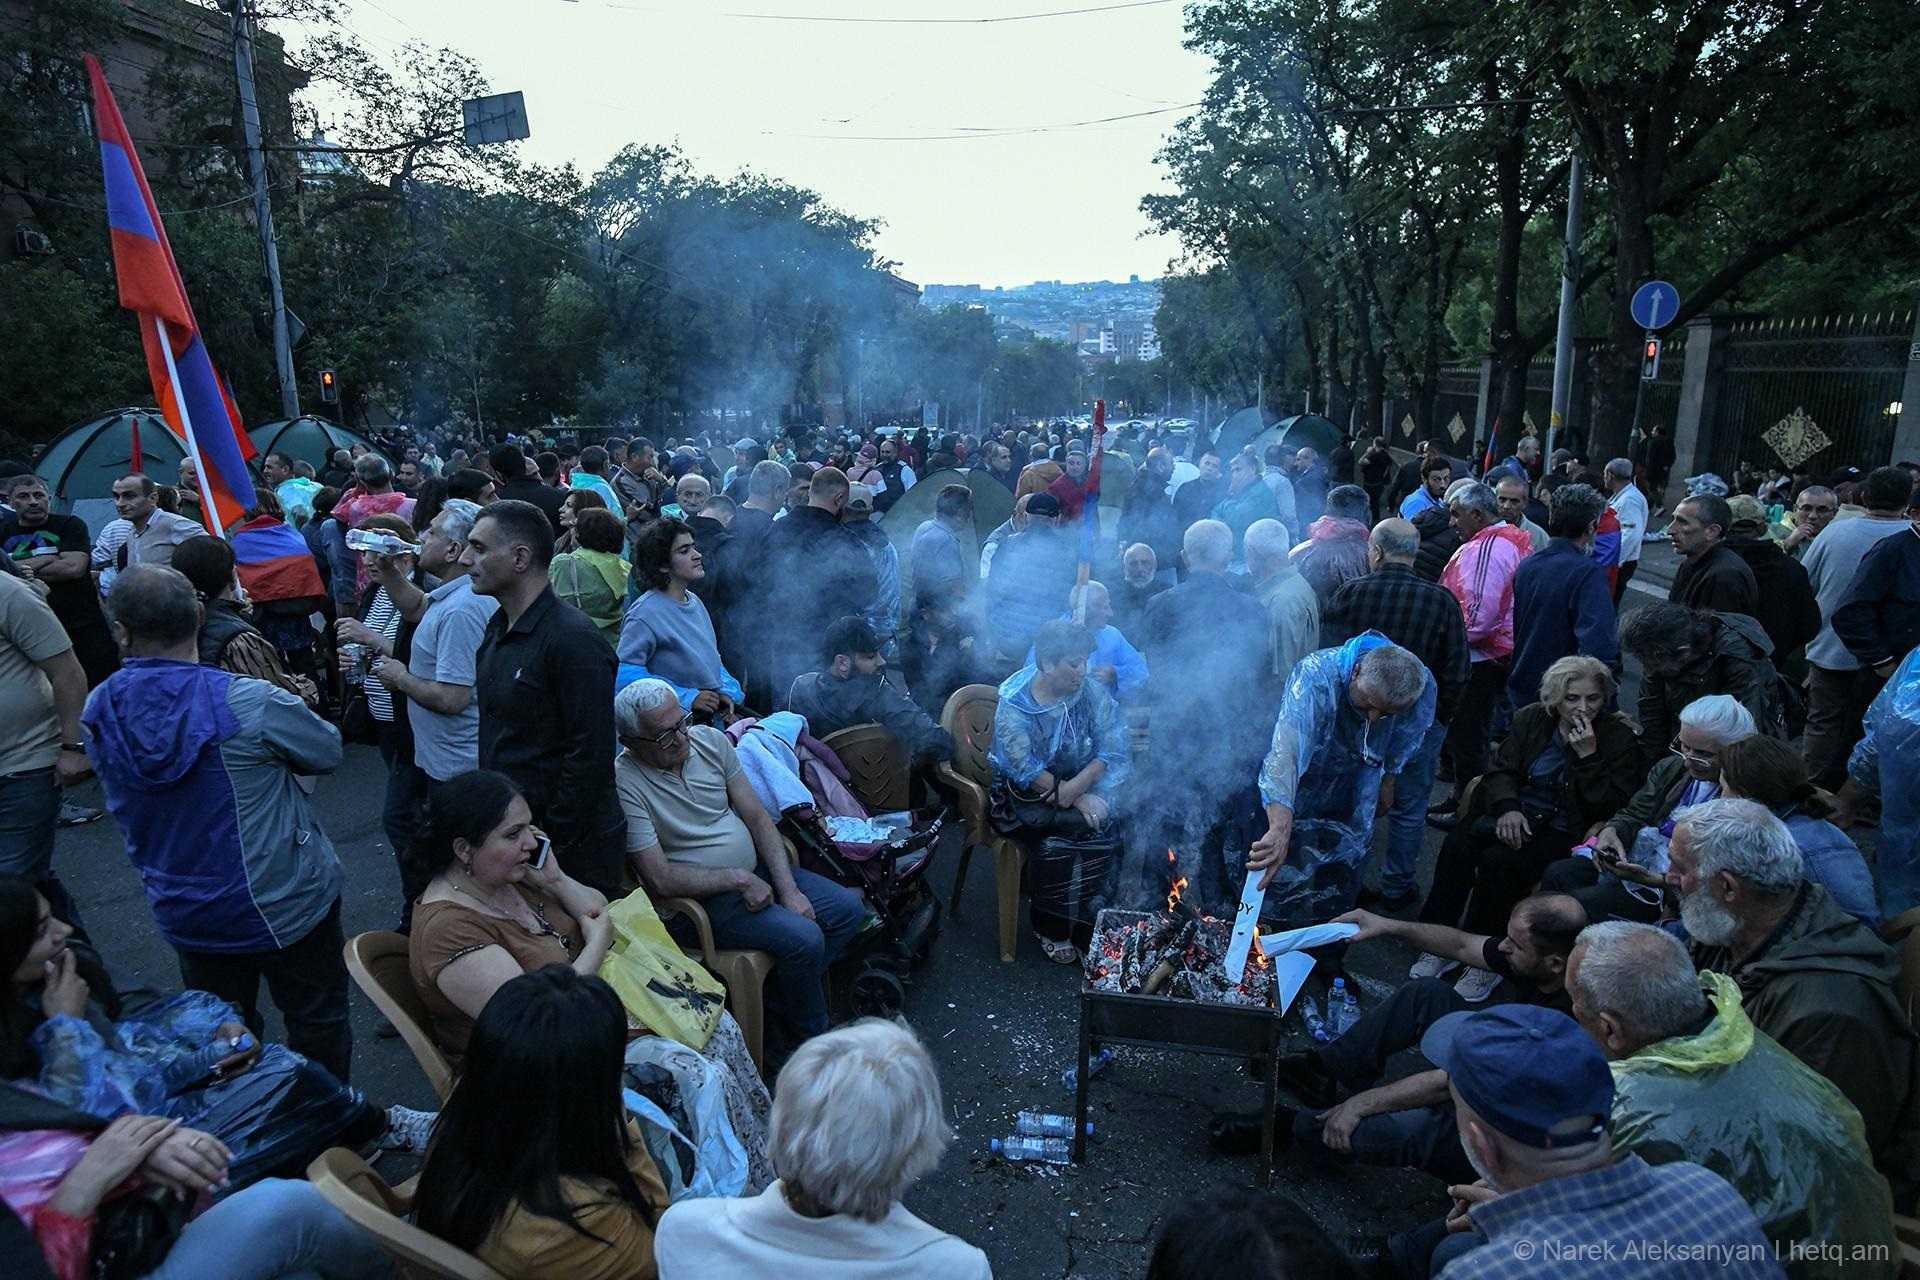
[48,572,1678,1279]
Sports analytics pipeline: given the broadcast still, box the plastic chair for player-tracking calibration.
[822,722,911,813]
[307,1148,507,1280]
[345,931,457,1102]
[655,896,775,1070]
[936,683,1025,963]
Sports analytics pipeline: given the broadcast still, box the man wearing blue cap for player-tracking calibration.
[1413,1004,1780,1280]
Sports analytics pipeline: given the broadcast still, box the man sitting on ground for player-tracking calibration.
[1566,920,1896,1272]
[614,678,869,1043]
[787,616,952,766]
[1212,894,1586,1179]
[1673,798,1920,1199]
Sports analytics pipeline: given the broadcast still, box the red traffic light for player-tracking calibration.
[318,368,338,403]
[1640,338,1662,381]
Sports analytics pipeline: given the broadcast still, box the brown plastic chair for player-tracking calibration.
[345,931,457,1103]
[655,896,775,1070]
[308,1148,507,1280]
[822,722,911,813]
[936,683,1025,963]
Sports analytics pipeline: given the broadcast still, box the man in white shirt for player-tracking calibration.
[108,474,202,569]
[1601,457,1648,601]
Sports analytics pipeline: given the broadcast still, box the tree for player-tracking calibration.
[1510,0,1920,455]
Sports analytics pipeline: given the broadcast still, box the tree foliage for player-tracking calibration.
[1146,0,1919,456]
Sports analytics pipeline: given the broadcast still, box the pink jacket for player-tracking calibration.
[1442,522,1533,662]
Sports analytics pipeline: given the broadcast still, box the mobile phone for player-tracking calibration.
[530,835,551,870]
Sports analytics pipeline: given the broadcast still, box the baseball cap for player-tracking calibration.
[1420,1005,1612,1150]
[1025,493,1062,518]
[1725,494,1769,536]
[733,436,757,451]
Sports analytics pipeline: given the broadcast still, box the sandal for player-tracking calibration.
[1037,934,1080,965]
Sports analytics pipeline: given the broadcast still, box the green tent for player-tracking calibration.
[1247,414,1344,461]
[249,417,389,473]
[35,408,188,523]
[877,468,1016,611]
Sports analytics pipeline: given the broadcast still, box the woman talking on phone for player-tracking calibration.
[1410,656,1640,989]
[407,771,771,1182]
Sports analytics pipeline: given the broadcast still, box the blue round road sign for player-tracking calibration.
[1631,280,1680,331]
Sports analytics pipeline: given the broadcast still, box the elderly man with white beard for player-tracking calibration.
[1672,798,1920,1201]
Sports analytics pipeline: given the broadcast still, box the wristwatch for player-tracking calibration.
[60,742,86,753]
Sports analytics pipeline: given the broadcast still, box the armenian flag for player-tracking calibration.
[86,54,256,533]
[229,515,325,603]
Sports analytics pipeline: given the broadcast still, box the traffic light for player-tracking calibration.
[1640,338,1661,381]
[318,368,338,404]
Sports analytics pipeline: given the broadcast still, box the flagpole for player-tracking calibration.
[153,314,226,541]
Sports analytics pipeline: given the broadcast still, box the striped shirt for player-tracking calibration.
[362,589,401,723]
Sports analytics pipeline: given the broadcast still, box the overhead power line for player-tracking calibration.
[770,101,1197,141]
[592,0,1176,23]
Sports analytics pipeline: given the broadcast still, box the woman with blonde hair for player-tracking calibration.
[1410,654,1640,989]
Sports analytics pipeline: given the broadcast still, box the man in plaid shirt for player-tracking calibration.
[1409,1005,1782,1279]
[1322,518,1470,912]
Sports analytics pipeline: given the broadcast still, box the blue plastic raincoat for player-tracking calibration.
[22,991,371,1191]
[989,664,1131,806]
[1256,631,1436,921]
[1849,645,1920,916]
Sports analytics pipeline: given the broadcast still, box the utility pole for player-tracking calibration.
[230,0,299,419]
[1546,150,1584,462]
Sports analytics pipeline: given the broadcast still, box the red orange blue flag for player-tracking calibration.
[86,54,256,533]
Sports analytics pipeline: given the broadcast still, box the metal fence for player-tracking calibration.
[1707,313,1912,477]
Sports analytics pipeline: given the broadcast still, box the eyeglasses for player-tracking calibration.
[635,714,691,748]
[1668,736,1718,766]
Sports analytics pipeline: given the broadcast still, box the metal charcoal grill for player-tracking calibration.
[1073,908,1284,1182]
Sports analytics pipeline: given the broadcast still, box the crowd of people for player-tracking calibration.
[0,410,1917,1277]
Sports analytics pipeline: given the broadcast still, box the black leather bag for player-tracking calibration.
[90,1187,191,1280]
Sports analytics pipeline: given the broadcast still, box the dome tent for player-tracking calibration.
[1246,413,1344,461]
[34,407,189,534]
[877,467,1016,607]
[248,417,389,474]
[1211,405,1281,458]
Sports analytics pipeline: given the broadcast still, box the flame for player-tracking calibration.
[1250,931,1269,971]
[1166,876,1188,913]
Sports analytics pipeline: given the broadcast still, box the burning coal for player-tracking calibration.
[1084,900,1273,1008]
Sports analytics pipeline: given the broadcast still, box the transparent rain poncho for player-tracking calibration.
[1256,632,1436,923]
[1850,645,1920,917]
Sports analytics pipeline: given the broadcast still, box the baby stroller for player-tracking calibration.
[726,716,946,1016]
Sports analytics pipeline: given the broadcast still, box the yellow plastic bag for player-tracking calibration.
[596,889,727,1050]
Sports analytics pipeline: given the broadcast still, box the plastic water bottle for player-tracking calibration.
[1327,978,1361,1039]
[990,1136,1071,1164]
[1061,1046,1116,1092]
[1015,1111,1093,1139]
[1298,993,1331,1043]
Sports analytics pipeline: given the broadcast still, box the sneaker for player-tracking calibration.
[374,1104,437,1154]
[1037,933,1079,965]
[1453,967,1502,1003]
[57,801,104,828]
[1409,952,1460,981]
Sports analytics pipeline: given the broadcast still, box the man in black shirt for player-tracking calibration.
[463,498,625,895]
[1211,892,1586,1178]
[2,475,118,687]
[488,443,567,536]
